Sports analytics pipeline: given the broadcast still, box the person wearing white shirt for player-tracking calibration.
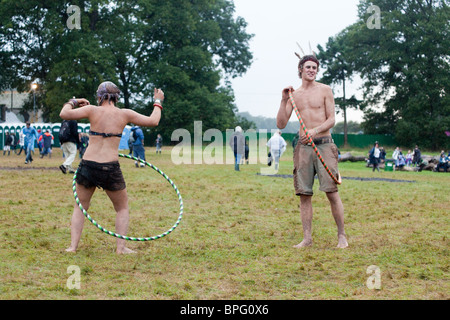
[267,130,287,171]
[392,147,400,171]
[369,142,381,172]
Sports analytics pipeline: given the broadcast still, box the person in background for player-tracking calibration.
[379,147,386,163]
[397,149,406,169]
[10,131,16,153]
[435,151,449,172]
[266,130,287,171]
[131,125,146,167]
[16,130,26,156]
[392,147,400,166]
[78,132,89,159]
[405,150,413,166]
[59,120,80,174]
[155,134,163,154]
[369,142,381,172]
[229,126,245,171]
[412,145,422,167]
[39,129,54,158]
[243,138,250,165]
[3,131,12,156]
[128,126,135,156]
[37,129,43,154]
[22,122,38,164]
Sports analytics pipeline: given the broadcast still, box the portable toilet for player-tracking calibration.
[52,123,61,147]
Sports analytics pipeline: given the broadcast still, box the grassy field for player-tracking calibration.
[0,146,448,300]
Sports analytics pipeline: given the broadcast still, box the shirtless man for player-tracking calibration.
[277,55,348,249]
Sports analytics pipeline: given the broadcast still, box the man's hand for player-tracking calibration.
[281,86,294,100]
[300,132,312,145]
[300,129,318,145]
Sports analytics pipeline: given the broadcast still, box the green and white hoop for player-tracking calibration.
[72,153,184,241]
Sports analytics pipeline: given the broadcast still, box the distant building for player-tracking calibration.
[0,89,42,123]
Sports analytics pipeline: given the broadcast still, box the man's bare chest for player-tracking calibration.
[295,94,325,112]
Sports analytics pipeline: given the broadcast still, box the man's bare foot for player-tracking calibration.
[65,247,77,253]
[293,239,313,248]
[116,247,136,254]
[337,235,348,248]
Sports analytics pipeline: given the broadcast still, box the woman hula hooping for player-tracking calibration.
[60,81,164,254]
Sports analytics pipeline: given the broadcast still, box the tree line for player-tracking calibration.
[317,0,449,150]
[0,0,254,139]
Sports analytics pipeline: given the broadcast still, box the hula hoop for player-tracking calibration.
[72,154,184,241]
[288,89,342,185]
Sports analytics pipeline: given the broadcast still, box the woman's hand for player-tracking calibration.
[154,88,164,102]
[74,98,90,107]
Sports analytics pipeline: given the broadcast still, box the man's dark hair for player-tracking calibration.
[298,55,320,77]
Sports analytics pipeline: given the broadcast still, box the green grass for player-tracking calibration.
[0,146,448,300]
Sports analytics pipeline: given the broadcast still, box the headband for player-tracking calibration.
[97,82,120,105]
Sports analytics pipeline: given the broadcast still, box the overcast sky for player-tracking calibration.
[231,0,365,123]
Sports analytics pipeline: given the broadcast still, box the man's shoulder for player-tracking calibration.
[296,82,332,93]
[315,82,332,92]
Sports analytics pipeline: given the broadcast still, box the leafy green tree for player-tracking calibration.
[0,1,116,121]
[349,0,449,150]
[0,0,253,138]
[317,28,365,147]
[136,0,253,138]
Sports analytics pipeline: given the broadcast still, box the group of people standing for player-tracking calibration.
[11,122,56,164]
[1,120,87,174]
[229,126,287,172]
[391,146,423,169]
[2,131,15,156]
[369,142,423,171]
[435,150,450,172]
[128,126,163,168]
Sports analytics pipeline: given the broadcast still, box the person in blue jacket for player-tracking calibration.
[131,125,146,167]
[22,122,38,164]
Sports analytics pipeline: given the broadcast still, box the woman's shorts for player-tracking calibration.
[293,140,340,196]
[76,159,126,191]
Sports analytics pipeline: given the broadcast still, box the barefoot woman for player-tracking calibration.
[61,81,164,254]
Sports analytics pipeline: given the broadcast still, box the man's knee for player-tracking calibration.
[300,194,313,204]
[326,191,340,201]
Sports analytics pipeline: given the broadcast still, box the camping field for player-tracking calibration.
[0,146,448,300]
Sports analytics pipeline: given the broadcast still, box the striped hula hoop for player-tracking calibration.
[72,153,184,241]
[288,89,342,185]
